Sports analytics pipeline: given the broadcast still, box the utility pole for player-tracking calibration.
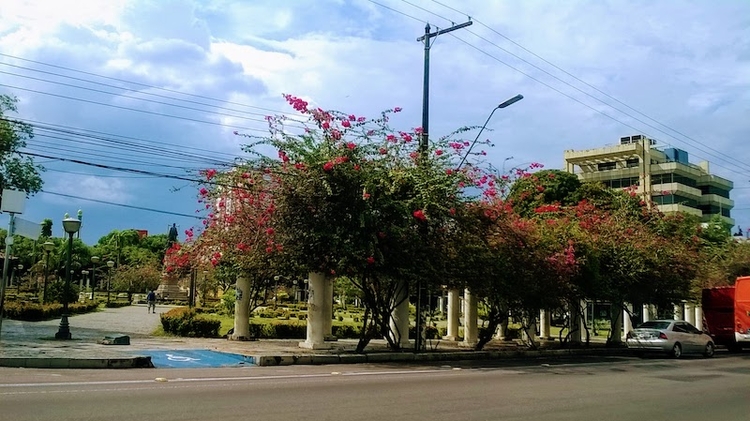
[415,20,472,353]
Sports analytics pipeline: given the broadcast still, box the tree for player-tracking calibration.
[40,219,53,238]
[0,94,44,194]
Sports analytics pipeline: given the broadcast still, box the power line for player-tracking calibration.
[0,52,289,116]
[0,83,273,133]
[367,0,750,180]
[398,0,750,175]
[40,190,204,220]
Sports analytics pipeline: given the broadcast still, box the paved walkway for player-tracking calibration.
[0,304,623,368]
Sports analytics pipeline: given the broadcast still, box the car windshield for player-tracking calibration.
[638,321,671,330]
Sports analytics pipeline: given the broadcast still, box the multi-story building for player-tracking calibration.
[563,135,734,225]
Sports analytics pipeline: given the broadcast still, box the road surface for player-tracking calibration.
[0,354,748,421]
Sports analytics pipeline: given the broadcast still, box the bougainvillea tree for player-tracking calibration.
[234,95,497,351]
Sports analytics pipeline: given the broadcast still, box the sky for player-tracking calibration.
[0,0,749,245]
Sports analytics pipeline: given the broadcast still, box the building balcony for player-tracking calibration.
[697,194,734,209]
[651,183,702,200]
[655,203,703,218]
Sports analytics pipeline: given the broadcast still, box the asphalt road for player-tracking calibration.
[0,354,748,421]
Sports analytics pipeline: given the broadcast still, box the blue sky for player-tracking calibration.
[1,0,749,244]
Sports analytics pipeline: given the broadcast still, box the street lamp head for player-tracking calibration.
[43,241,55,252]
[91,256,100,264]
[107,260,115,268]
[17,264,23,270]
[497,94,524,109]
[62,215,82,234]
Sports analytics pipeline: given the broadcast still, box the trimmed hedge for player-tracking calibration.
[160,307,221,338]
[3,301,100,321]
[244,321,361,339]
[104,301,131,308]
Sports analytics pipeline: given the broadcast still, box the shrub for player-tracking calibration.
[160,307,221,338]
[332,324,360,339]
[221,289,236,315]
[3,301,99,321]
[104,301,130,308]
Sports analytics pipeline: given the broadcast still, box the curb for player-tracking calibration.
[0,356,154,369]
[252,347,631,366]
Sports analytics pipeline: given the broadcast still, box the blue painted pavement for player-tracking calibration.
[138,349,255,368]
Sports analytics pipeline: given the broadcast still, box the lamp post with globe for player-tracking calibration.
[55,213,81,340]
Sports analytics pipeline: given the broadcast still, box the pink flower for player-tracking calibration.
[363,192,371,199]
[342,120,351,128]
[366,256,375,265]
[204,168,217,180]
[199,187,209,196]
[394,107,402,113]
[349,114,357,121]
[347,142,356,150]
[445,169,453,175]
[331,129,342,140]
[266,228,274,235]
[322,121,330,130]
[379,148,387,155]
[323,162,334,172]
[353,164,361,171]
[412,209,427,221]
[435,149,443,156]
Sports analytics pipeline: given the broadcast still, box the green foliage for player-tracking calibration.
[46,280,80,304]
[3,301,99,321]
[221,288,236,315]
[508,170,581,217]
[0,94,44,194]
[104,301,131,308]
[160,307,221,337]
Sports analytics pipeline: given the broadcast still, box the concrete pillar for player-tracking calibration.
[569,300,587,343]
[642,304,652,323]
[229,276,251,341]
[495,315,508,340]
[523,316,537,343]
[623,303,633,340]
[299,272,332,349]
[694,305,704,331]
[685,303,695,325]
[540,309,551,340]
[444,289,460,341]
[322,275,335,341]
[461,288,478,346]
[673,303,684,320]
[610,305,623,345]
[389,280,411,348]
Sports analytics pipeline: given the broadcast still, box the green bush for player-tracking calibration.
[3,301,99,321]
[160,307,221,338]
[332,324,360,339]
[104,301,130,308]
[221,289,236,315]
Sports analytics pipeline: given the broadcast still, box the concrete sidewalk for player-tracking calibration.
[0,305,627,368]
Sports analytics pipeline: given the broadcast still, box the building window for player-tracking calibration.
[699,185,730,199]
[597,162,616,171]
[626,158,639,168]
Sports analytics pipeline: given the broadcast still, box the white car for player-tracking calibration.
[626,320,715,358]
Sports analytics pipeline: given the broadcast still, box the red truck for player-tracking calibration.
[702,276,750,351]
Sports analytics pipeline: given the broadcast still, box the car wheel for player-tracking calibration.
[703,342,715,358]
[670,342,682,359]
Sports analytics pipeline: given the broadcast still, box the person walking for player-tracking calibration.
[147,290,156,314]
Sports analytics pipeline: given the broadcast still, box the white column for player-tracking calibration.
[389,280,411,348]
[623,303,633,340]
[444,289,460,341]
[694,305,704,331]
[461,289,478,346]
[684,303,695,325]
[524,316,538,344]
[569,301,582,344]
[673,303,684,320]
[642,304,652,323]
[610,305,623,344]
[299,272,332,349]
[540,309,551,340]
[322,275,335,341]
[495,315,508,340]
[230,276,251,341]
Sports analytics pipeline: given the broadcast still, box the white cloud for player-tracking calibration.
[1,0,749,242]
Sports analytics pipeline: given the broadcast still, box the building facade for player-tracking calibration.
[564,135,734,225]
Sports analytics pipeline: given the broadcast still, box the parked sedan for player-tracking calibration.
[626,320,715,358]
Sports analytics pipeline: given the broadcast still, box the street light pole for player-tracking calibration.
[90,256,100,300]
[106,260,115,304]
[416,20,473,354]
[456,95,524,170]
[42,241,54,304]
[56,213,81,340]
